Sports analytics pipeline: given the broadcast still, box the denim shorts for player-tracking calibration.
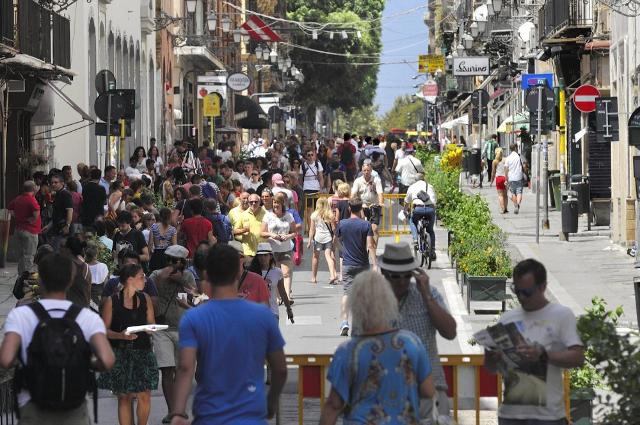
[313,240,333,251]
[508,179,524,195]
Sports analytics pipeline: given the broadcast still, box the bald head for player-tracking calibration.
[22,180,36,193]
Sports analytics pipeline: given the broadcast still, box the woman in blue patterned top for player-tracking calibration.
[320,270,435,424]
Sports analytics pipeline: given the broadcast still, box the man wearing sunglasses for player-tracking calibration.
[378,242,457,422]
[485,259,584,425]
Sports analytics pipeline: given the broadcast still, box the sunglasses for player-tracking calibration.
[251,173,259,176]
[511,283,537,298]
[248,200,260,204]
[383,271,413,280]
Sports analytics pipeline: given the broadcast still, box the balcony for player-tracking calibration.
[538,0,593,43]
[1,0,15,48]
[2,0,71,68]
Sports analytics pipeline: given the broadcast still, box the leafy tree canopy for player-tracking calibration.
[336,105,381,136]
[379,95,423,131]
[287,0,384,112]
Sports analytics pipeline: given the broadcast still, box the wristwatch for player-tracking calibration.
[168,412,189,420]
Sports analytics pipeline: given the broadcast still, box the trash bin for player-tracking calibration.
[548,170,561,210]
[562,191,579,234]
[462,149,470,173]
[571,175,590,215]
[468,148,481,175]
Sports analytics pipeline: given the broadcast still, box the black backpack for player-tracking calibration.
[18,303,97,419]
[340,144,354,166]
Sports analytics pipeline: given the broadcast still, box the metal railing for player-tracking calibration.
[8,0,71,67]
[285,353,571,425]
[0,0,14,47]
[303,193,411,240]
[538,0,594,41]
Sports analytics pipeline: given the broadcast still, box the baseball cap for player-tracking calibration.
[272,173,284,185]
[165,245,189,259]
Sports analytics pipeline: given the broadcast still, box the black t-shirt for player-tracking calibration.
[112,228,147,256]
[174,199,193,219]
[80,181,107,224]
[51,189,73,228]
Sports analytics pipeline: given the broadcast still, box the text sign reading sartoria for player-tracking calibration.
[452,57,490,76]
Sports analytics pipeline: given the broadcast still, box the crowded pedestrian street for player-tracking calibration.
[2,0,640,424]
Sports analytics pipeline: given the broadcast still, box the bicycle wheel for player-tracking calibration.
[423,231,432,269]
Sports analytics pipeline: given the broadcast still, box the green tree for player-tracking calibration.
[336,105,381,135]
[379,95,424,131]
[287,1,384,112]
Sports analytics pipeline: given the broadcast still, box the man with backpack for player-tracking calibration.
[0,252,115,424]
[204,198,233,244]
[338,134,357,182]
[405,173,438,260]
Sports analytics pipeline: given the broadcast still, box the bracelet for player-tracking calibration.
[168,412,189,420]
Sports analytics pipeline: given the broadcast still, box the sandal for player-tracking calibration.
[328,278,338,285]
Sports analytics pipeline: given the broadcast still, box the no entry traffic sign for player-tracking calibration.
[573,84,600,113]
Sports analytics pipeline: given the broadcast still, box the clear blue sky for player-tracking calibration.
[374,1,429,117]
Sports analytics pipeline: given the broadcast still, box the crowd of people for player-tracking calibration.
[0,131,583,425]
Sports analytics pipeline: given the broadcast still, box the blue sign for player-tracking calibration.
[521,73,554,89]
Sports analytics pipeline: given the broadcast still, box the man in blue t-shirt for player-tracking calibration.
[336,198,377,336]
[171,244,288,425]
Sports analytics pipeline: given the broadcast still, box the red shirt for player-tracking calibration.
[8,193,41,234]
[181,215,212,257]
[238,270,270,305]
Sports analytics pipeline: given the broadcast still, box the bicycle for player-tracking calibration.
[414,215,433,269]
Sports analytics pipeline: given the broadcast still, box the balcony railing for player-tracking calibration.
[538,0,593,42]
[0,0,15,47]
[5,0,71,67]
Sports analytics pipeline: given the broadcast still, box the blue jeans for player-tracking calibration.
[410,206,436,253]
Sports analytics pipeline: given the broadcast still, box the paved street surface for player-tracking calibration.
[2,186,631,424]
[466,179,639,328]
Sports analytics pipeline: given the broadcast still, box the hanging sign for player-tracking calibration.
[203,93,221,117]
[452,57,490,76]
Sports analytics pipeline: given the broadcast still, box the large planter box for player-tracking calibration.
[570,389,594,425]
[465,275,508,313]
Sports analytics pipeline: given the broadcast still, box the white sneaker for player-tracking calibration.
[340,321,349,336]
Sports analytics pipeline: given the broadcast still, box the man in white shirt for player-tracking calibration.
[404,174,437,259]
[504,143,528,214]
[0,253,115,424]
[485,259,584,425]
[395,147,424,195]
[351,163,384,247]
[238,160,255,190]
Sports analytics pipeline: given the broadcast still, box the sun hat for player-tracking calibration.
[256,242,273,255]
[378,242,421,272]
[165,245,189,259]
[271,173,284,186]
[228,240,244,254]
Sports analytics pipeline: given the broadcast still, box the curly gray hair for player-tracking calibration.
[348,271,399,334]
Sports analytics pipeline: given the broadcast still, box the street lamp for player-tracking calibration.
[463,33,474,50]
[477,18,487,34]
[240,28,249,43]
[186,0,197,14]
[456,43,464,56]
[486,0,494,16]
[492,0,503,14]
[207,12,216,32]
[255,45,263,58]
[262,46,270,61]
[470,21,479,38]
[221,16,232,33]
[232,28,242,43]
[269,49,278,63]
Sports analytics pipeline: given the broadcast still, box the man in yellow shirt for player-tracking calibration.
[241,193,266,259]
[229,191,250,241]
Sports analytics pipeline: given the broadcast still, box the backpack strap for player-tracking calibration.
[63,304,83,322]
[28,302,51,323]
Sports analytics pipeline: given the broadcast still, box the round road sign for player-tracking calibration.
[573,84,600,113]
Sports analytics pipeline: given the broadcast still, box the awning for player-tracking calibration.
[497,111,529,133]
[215,126,239,133]
[174,45,225,70]
[234,95,268,129]
[441,115,469,129]
[46,80,93,122]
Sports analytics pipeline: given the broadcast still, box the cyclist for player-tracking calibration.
[351,162,384,248]
[404,173,437,260]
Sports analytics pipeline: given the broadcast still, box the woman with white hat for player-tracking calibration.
[248,243,294,323]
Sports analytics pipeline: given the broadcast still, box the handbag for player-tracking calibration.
[155,281,179,325]
[293,234,304,266]
[519,155,530,188]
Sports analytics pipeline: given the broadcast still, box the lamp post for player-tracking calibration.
[470,21,479,38]
[186,0,197,14]
[220,16,231,33]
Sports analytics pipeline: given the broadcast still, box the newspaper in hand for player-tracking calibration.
[124,324,169,335]
[473,321,539,372]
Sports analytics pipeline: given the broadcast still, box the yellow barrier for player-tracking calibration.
[302,193,411,241]
[283,353,572,425]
